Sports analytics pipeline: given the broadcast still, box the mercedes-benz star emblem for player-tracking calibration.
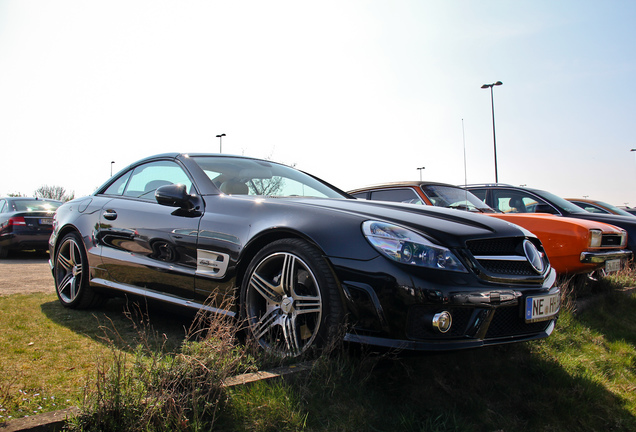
[523,239,544,273]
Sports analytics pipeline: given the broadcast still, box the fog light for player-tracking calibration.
[432,311,452,333]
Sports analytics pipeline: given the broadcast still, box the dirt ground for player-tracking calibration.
[0,251,55,296]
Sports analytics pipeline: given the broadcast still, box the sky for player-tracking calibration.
[1,1,636,206]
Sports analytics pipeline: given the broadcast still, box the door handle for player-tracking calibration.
[103,210,117,220]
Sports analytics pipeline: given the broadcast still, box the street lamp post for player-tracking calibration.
[481,81,503,183]
[417,166,425,181]
[216,134,226,153]
[110,161,115,177]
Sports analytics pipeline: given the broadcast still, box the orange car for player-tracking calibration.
[349,182,632,276]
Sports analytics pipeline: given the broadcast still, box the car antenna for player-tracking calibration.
[462,118,468,204]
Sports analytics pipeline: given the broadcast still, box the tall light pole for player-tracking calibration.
[216,134,226,153]
[417,166,425,181]
[110,161,115,177]
[481,81,503,183]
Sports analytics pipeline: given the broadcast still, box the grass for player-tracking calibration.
[1,271,636,431]
[220,280,636,432]
[0,294,191,422]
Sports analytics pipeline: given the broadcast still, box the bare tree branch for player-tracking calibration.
[34,185,75,202]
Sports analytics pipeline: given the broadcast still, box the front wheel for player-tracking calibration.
[54,232,103,309]
[240,238,344,357]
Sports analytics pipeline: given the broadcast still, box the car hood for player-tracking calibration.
[254,196,534,246]
[492,213,626,234]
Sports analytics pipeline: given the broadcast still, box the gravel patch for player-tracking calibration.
[0,252,54,296]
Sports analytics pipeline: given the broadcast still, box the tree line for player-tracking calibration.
[8,185,75,202]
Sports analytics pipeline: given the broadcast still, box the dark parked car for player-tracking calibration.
[49,154,559,357]
[566,198,636,218]
[0,197,62,258]
[466,184,636,254]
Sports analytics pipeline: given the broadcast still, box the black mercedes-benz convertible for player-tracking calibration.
[49,153,559,356]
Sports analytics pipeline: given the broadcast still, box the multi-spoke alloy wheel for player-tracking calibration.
[241,239,343,357]
[54,232,101,309]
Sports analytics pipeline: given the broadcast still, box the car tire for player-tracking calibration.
[53,232,104,309]
[240,238,344,357]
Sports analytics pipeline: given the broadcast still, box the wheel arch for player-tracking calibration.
[51,224,83,258]
[234,227,338,297]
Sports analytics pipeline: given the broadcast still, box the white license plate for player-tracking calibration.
[39,218,53,225]
[525,293,560,323]
[605,259,621,273]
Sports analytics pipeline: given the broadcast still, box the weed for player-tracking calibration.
[66,297,257,432]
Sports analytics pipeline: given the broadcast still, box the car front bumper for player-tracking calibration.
[332,255,560,351]
[344,318,557,351]
[580,249,633,264]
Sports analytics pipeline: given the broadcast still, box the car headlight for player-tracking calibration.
[589,229,602,248]
[362,221,467,272]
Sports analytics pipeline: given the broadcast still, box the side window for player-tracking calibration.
[492,190,547,214]
[103,170,132,196]
[350,192,368,199]
[470,189,487,202]
[577,203,608,214]
[0,200,6,213]
[369,189,423,205]
[122,161,193,201]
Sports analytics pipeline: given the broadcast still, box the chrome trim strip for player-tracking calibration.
[90,277,236,317]
[474,255,527,261]
[450,290,522,306]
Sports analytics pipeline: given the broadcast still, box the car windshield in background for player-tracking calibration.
[13,200,61,212]
[191,156,346,199]
[534,189,589,214]
[595,201,635,217]
[421,185,496,213]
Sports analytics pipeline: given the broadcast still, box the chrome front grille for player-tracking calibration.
[465,237,547,280]
[601,234,624,247]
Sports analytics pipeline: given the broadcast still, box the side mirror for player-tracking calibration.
[155,184,194,210]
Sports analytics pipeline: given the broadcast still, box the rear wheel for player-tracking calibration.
[240,238,344,357]
[54,232,103,309]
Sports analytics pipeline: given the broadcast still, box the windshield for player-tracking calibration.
[191,156,347,199]
[595,201,636,217]
[421,185,496,213]
[533,189,589,214]
[12,200,62,212]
